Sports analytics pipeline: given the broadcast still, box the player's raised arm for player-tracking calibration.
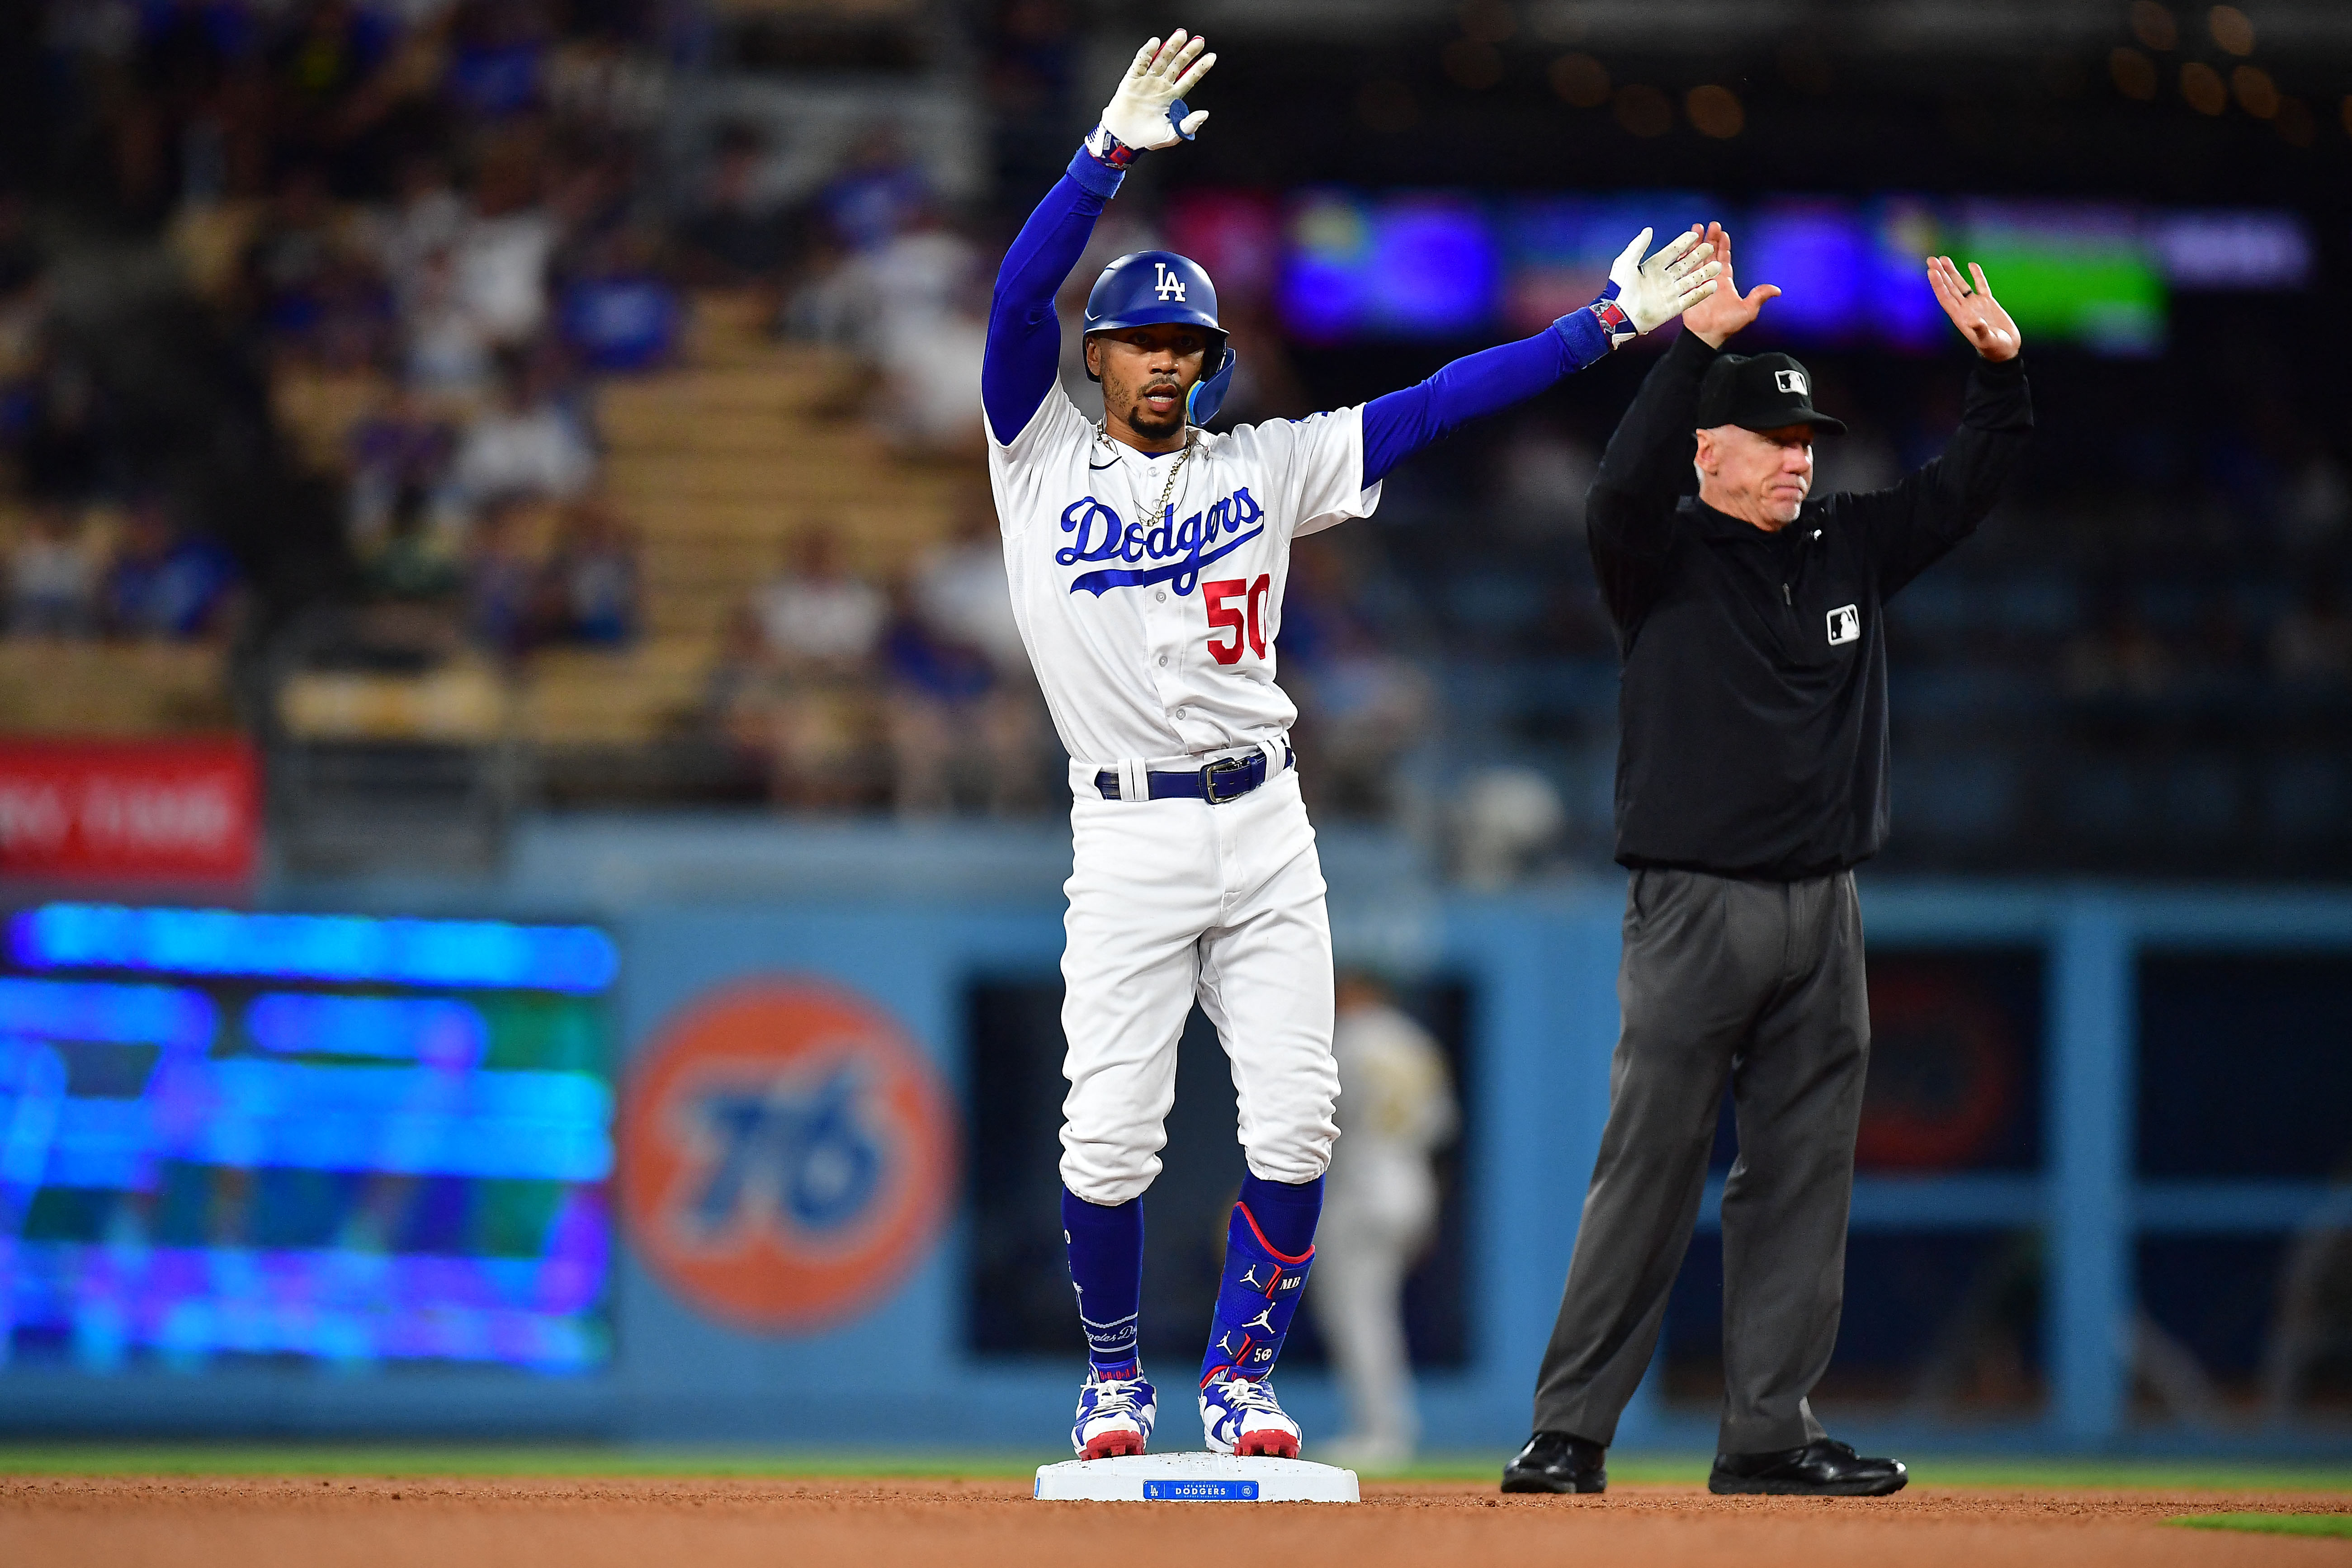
[1355,226,1719,486]
[982,32,1216,446]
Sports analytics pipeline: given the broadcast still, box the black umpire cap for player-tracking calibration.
[1696,352,1848,436]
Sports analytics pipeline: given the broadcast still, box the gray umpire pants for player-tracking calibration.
[1530,866,1870,1455]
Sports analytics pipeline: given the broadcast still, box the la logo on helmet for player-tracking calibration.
[1153,262,1187,301]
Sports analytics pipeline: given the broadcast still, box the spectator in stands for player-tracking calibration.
[373,151,469,316]
[453,133,557,348]
[742,525,885,807]
[869,212,988,455]
[7,502,98,637]
[817,126,929,255]
[241,161,395,368]
[242,164,343,347]
[914,501,1027,674]
[540,493,638,645]
[346,382,458,549]
[755,525,885,671]
[883,572,1044,817]
[99,497,241,640]
[675,122,798,288]
[451,344,596,506]
[399,240,494,394]
[463,491,541,655]
[443,0,553,122]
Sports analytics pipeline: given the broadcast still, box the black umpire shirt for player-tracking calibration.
[1587,331,2034,881]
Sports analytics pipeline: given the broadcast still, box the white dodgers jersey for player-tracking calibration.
[987,387,1382,779]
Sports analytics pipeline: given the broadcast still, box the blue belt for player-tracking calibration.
[1096,748,1294,805]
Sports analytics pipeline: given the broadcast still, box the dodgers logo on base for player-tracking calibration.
[619,980,956,1333]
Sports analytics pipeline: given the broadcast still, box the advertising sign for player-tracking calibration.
[0,738,259,883]
[620,980,957,1333]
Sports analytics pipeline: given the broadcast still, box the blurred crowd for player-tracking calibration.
[0,0,1051,818]
[5,0,2352,864]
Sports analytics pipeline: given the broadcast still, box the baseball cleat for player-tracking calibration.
[1199,1372,1301,1458]
[1071,1371,1157,1459]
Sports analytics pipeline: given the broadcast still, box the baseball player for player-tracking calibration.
[984,30,1718,1461]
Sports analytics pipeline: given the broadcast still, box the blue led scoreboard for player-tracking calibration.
[0,904,617,1374]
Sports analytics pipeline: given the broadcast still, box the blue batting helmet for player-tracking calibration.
[1082,250,1239,425]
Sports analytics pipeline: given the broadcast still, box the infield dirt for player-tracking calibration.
[4,1476,2348,1568]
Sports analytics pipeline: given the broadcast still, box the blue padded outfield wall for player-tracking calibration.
[2,815,2351,1453]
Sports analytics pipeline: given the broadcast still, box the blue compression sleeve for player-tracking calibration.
[981,147,1125,446]
[1360,307,1614,486]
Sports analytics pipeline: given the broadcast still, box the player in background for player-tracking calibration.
[985,30,1719,1461]
[1313,973,1459,1469]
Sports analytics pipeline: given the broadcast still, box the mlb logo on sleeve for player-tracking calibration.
[1827,604,1860,645]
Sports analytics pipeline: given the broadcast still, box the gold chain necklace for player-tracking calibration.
[1099,420,1195,535]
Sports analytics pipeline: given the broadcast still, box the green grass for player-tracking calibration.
[2173,1513,2352,1539]
[1395,1454,2352,1492]
[0,1446,2347,1492]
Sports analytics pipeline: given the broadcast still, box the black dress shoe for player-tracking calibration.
[1708,1437,1907,1497]
[1501,1430,1607,1494]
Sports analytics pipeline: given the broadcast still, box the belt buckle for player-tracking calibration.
[1200,754,1251,805]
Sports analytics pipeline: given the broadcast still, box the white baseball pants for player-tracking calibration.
[1058,765,1339,1206]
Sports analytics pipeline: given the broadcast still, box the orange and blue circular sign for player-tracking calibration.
[620,980,957,1333]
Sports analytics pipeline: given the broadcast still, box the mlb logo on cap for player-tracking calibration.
[1696,351,1849,435]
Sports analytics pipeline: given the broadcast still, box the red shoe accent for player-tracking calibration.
[1082,1428,1146,1460]
[1235,1429,1299,1459]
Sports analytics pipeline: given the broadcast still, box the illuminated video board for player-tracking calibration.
[1166,189,2312,357]
[0,904,617,1374]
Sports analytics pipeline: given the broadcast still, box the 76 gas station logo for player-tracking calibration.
[621,982,955,1333]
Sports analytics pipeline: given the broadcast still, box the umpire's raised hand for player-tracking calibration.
[1928,257,2022,361]
[1677,222,1782,349]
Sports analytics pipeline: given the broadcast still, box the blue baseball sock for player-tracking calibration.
[1200,1173,1322,1387]
[1061,1187,1143,1379]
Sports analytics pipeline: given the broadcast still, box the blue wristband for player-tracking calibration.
[1066,138,1127,199]
[1551,305,1612,369]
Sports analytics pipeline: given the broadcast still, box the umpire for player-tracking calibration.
[1502,229,2033,1497]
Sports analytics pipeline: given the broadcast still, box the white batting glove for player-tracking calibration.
[1603,227,1721,340]
[1096,31,1216,156]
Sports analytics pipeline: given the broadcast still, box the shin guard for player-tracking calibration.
[1199,1178,1319,1387]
